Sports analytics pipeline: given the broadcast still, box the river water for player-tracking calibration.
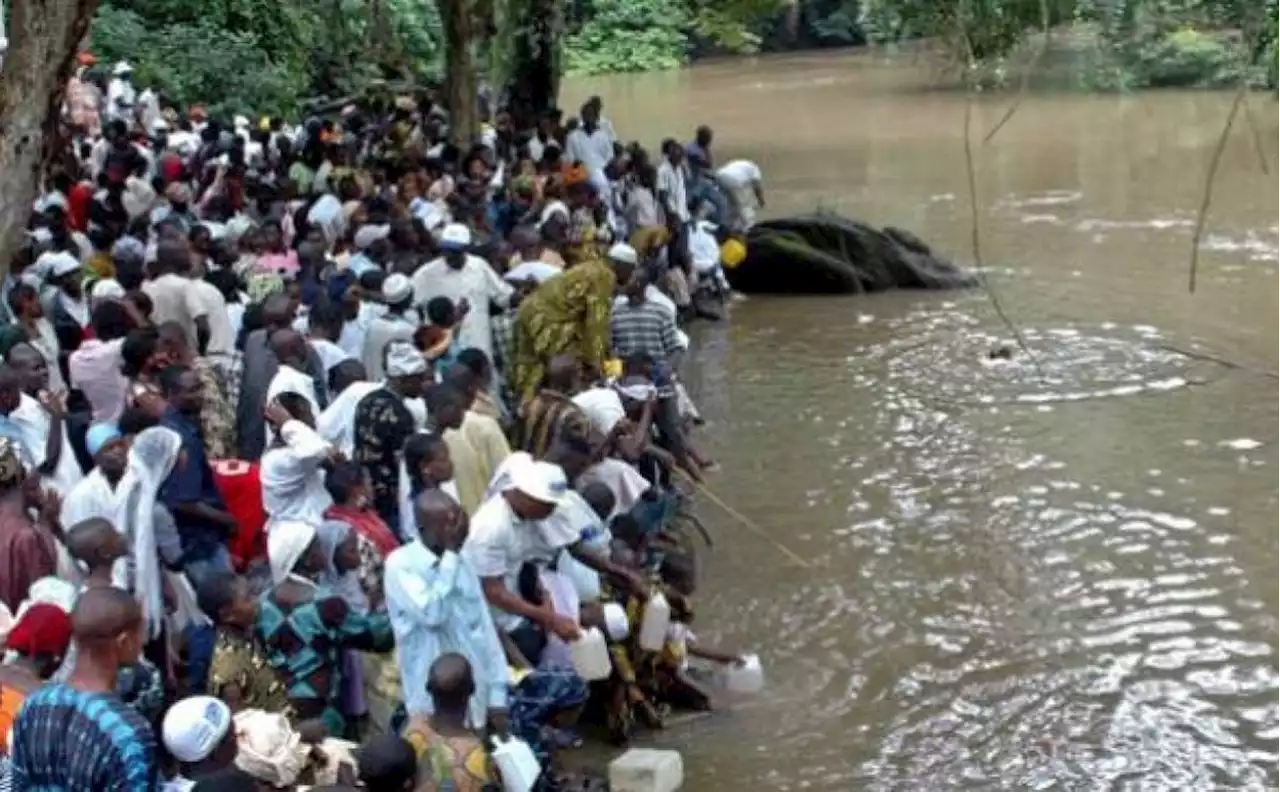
[564,49,1278,790]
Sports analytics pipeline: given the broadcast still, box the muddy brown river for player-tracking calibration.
[564,50,1278,789]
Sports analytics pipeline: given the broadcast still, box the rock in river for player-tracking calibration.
[727,213,976,295]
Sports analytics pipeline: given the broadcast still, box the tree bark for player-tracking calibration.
[505,0,561,129]
[441,0,479,147]
[0,0,98,281]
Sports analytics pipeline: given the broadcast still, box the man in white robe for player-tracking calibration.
[8,343,81,497]
[260,394,334,534]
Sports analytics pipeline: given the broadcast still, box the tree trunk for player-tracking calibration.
[441,0,479,147]
[0,0,98,281]
[505,0,561,129]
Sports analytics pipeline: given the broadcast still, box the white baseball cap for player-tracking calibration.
[162,696,232,764]
[509,456,569,506]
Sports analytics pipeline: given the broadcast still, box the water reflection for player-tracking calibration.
[564,49,1277,790]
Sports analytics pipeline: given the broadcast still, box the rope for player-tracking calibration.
[674,470,813,569]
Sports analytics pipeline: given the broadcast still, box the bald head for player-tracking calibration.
[5,342,47,394]
[155,237,192,275]
[262,294,294,330]
[66,518,125,570]
[269,329,306,367]
[546,355,579,392]
[441,363,477,396]
[330,359,367,396]
[580,481,616,520]
[414,489,460,542]
[427,652,474,713]
[72,585,141,643]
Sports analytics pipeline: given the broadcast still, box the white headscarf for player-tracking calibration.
[315,519,367,614]
[112,427,182,639]
[233,709,309,788]
[267,521,317,586]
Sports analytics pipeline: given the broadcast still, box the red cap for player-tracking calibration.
[5,603,72,658]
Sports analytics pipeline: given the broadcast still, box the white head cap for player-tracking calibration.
[162,696,232,764]
[381,273,413,305]
[607,243,638,267]
[439,222,472,250]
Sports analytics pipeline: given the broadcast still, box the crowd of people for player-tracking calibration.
[0,55,768,790]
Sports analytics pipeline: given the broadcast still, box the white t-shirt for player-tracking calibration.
[188,278,235,357]
[565,126,613,175]
[462,491,579,632]
[657,161,689,223]
[11,393,82,496]
[717,159,762,189]
[309,338,351,375]
[688,220,721,274]
[143,273,207,352]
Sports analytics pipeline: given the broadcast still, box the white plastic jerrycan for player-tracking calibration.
[570,627,612,681]
[723,652,765,694]
[491,734,540,792]
[637,592,671,652]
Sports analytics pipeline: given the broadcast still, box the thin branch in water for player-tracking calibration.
[963,96,1045,379]
[1240,96,1271,176]
[983,0,1050,144]
[1188,83,1247,293]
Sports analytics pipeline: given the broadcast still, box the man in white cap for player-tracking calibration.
[106,62,136,124]
[360,273,418,381]
[353,341,429,535]
[162,696,238,790]
[461,452,582,663]
[349,224,391,277]
[411,222,513,362]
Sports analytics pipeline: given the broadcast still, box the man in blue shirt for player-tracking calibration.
[158,364,237,589]
[12,586,160,790]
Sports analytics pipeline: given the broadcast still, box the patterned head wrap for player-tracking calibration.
[0,438,25,490]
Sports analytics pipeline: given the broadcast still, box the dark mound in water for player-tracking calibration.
[728,214,976,295]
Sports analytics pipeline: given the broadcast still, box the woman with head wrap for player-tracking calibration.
[110,425,214,693]
[110,426,187,639]
[232,710,310,788]
[258,520,394,738]
[0,603,72,750]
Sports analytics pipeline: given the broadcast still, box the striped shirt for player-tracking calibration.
[610,300,683,396]
[11,684,158,791]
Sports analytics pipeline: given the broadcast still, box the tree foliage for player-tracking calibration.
[83,0,1277,114]
[89,0,443,118]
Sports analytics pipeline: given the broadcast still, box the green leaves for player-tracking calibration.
[91,0,444,119]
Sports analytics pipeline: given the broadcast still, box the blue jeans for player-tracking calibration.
[184,546,233,692]
[688,174,728,224]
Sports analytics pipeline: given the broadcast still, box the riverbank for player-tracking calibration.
[578,49,1277,788]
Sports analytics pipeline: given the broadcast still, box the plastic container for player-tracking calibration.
[602,602,630,640]
[723,653,764,694]
[491,735,541,792]
[637,592,671,652]
[570,627,612,681]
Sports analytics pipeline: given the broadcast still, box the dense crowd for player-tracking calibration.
[0,55,767,790]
